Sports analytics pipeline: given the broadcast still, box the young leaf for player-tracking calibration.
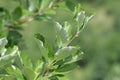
[33,59,44,74]
[54,22,62,32]
[76,11,85,28]
[0,46,18,68]
[12,7,22,21]
[0,37,8,49]
[74,4,82,17]
[56,22,68,42]
[7,65,24,80]
[63,22,72,40]
[58,28,68,43]
[83,15,94,27]
[55,22,68,48]
[56,36,63,48]
[0,48,7,56]
[54,46,79,61]
[14,51,24,70]
[79,14,93,31]
[35,62,47,80]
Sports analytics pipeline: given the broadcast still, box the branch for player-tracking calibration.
[66,31,80,46]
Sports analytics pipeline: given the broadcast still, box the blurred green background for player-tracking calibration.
[68,0,120,80]
[0,0,120,80]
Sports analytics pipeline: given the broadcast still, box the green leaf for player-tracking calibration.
[54,46,79,61]
[35,33,45,43]
[54,22,62,32]
[65,52,84,64]
[55,63,77,72]
[35,33,48,61]
[45,43,54,59]
[56,22,68,42]
[6,30,22,47]
[54,60,64,66]
[55,51,83,66]
[22,67,36,80]
[13,51,23,70]
[7,65,24,80]
[56,36,63,48]
[74,4,82,17]
[83,15,94,27]
[20,52,33,69]
[0,37,8,49]
[76,11,86,28]
[38,40,48,61]
[79,14,93,31]
[14,53,34,79]
[35,63,47,80]
[0,48,7,56]
[59,28,68,43]
[0,46,18,68]
[12,7,22,21]
[54,74,64,77]
[55,22,68,48]
[33,59,44,74]
[63,22,72,40]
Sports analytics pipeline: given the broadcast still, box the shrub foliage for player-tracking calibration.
[0,0,92,80]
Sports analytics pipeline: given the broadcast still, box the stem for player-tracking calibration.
[66,22,85,46]
[42,60,55,77]
[66,31,80,46]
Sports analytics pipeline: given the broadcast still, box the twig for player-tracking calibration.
[18,0,64,25]
[42,60,55,77]
[66,31,80,46]
[66,22,85,46]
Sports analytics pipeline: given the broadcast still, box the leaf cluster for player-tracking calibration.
[0,0,93,80]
